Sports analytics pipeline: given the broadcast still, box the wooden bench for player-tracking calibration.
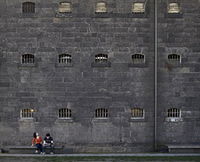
[167,145,200,153]
[8,146,68,154]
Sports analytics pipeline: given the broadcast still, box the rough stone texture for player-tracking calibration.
[157,0,200,146]
[0,0,199,153]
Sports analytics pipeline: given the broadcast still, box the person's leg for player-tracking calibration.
[50,145,54,153]
[38,144,43,153]
[35,144,40,153]
[43,145,46,153]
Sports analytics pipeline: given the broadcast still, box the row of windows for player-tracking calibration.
[20,54,181,65]
[20,108,181,119]
[21,2,181,14]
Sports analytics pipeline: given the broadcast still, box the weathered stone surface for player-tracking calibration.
[0,0,199,153]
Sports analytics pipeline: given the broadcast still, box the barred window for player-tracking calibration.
[96,2,107,13]
[20,109,35,119]
[95,54,108,63]
[132,3,145,13]
[95,108,108,118]
[168,3,180,13]
[59,54,72,64]
[59,108,72,118]
[168,54,181,63]
[131,108,144,119]
[58,2,72,13]
[22,54,35,64]
[167,108,180,118]
[22,2,35,13]
[132,54,145,64]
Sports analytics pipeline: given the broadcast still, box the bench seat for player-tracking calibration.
[8,146,67,154]
[167,145,200,153]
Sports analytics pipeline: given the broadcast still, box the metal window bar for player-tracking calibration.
[168,54,180,64]
[21,109,33,118]
[168,108,180,118]
[132,54,145,64]
[95,54,108,63]
[132,108,143,117]
[23,2,35,13]
[132,3,145,13]
[59,108,71,118]
[96,108,108,118]
[96,2,107,13]
[168,3,180,13]
[22,54,34,64]
[59,2,71,13]
[59,54,72,64]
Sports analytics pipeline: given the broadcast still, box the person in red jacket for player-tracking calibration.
[32,132,44,154]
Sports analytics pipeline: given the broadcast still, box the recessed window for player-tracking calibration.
[22,54,35,64]
[168,54,181,64]
[95,54,108,63]
[22,2,35,13]
[59,2,72,13]
[168,3,180,13]
[131,108,144,119]
[132,54,145,64]
[132,3,145,13]
[59,54,72,64]
[96,2,107,13]
[95,108,108,118]
[59,108,72,118]
[167,108,180,118]
[20,108,35,119]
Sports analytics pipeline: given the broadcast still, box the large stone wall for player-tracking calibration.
[157,0,200,146]
[0,0,155,152]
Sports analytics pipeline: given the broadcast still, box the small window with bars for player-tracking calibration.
[20,109,35,119]
[95,2,107,13]
[59,108,72,118]
[59,54,72,64]
[132,3,145,13]
[131,108,144,119]
[132,54,145,64]
[22,2,35,13]
[58,2,72,13]
[22,54,35,64]
[95,108,108,118]
[168,2,180,14]
[167,108,180,118]
[95,54,108,63]
[168,54,181,64]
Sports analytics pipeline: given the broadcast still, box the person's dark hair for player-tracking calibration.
[46,133,50,137]
[33,132,37,138]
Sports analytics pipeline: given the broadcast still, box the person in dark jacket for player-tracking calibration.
[43,133,54,154]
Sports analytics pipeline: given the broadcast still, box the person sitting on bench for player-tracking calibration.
[43,133,54,154]
[32,132,44,154]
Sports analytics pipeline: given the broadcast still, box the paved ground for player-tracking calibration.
[1,154,200,162]
[0,153,200,157]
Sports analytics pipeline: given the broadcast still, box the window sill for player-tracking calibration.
[131,12,146,18]
[19,118,34,122]
[130,117,145,122]
[20,13,36,18]
[56,118,73,123]
[92,118,110,122]
[55,63,73,67]
[55,12,72,18]
[91,62,111,68]
[165,13,183,18]
[18,63,36,68]
[166,117,183,122]
[128,63,147,68]
[166,62,182,68]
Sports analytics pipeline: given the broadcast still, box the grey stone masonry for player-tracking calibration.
[0,0,199,153]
